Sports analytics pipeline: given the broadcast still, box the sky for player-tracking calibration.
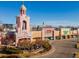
[0,1,79,26]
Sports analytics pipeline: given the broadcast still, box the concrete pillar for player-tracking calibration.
[69,35,71,39]
[15,33,19,46]
[65,35,67,40]
[42,28,45,40]
[53,31,55,40]
[15,39,18,46]
[54,36,56,40]
[59,29,62,40]
[0,32,2,45]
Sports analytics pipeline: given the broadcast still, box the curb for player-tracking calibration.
[30,46,56,58]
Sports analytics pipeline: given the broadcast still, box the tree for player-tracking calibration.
[42,40,51,51]
[0,25,4,31]
[17,39,31,50]
[37,25,40,31]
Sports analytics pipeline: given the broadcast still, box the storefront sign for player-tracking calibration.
[61,28,71,35]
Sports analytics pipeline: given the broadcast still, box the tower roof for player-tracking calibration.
[20,4,26,11]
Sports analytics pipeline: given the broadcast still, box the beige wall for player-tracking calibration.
[31,31,42,39]
[78,29,79,35]
[54,30,60,36]
[72,30,78,35]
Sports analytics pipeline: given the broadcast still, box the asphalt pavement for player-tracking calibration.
[32,39,78,58]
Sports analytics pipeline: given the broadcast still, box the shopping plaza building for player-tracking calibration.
[0,3,79,45]
[32,26,79,40]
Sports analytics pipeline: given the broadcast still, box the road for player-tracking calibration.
[32,39,78,58]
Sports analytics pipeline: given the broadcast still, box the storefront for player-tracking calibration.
[60,28,71,40]
[42,27,54,40]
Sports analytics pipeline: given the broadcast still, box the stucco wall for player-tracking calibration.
[54,30,60,36]
[31,31,42,39]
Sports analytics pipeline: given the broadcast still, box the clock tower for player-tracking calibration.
[16,3,31,46]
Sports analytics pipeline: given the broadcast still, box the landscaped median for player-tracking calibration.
[0,40,53,58]
[30,45,55,58]
[74,51,79,58]
[74,40,79,58]
[75,41,79,49]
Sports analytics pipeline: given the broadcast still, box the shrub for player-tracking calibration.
[6,55,20,58]
[42,40,51,51]
[76,43,79,49]
[0,55,20,58]
[17,39,31,50]
[74,51,79,58]
[20,51,30,57]
[17,39,51,51]
[0,46,23,54]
